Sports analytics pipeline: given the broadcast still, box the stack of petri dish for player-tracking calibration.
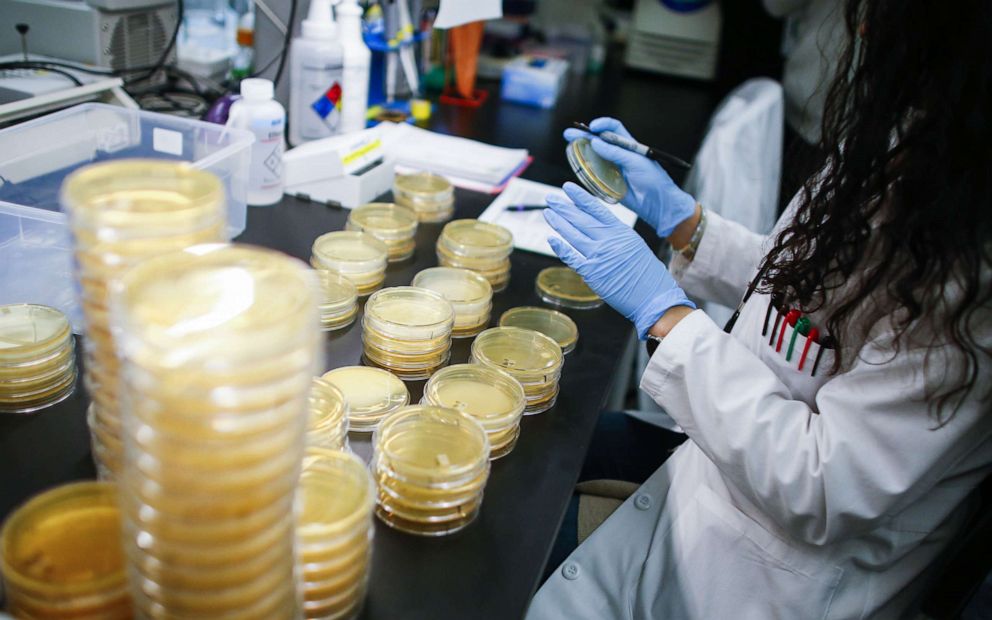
[60,160,227,479]
[565,137,629,204]
[321,366,409,433]
[308,377,349,450]
[345,203,418,262]
[435,220,513,292]
[422,364,526,460]
[297,447,375,620]
[0,304,77,414]
[411,267,493,338]
[112,244,319,620]
[499,306,579,354]
[372,405,490,536]
[311,231,389,296]
[392,171,455,222]
[0,481,132,619]
[316,270,359,331]
[536,266,603,310]
[470,327,564,415]
[362,287,454,381]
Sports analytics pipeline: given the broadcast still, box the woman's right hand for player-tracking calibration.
[563,117,698,238]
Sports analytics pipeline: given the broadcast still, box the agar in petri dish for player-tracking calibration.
[566,137,628,204]
[536,266,603,310]
[321,366,410,432]
[499,306,578,354]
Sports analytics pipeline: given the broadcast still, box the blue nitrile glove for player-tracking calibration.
[544,183,696,339]
[563,117,697,237]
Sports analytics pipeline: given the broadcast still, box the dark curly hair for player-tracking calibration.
[758,0,991,421]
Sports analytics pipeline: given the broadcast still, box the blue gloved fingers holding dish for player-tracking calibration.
[544,183,695,339]
[562,117,697,238]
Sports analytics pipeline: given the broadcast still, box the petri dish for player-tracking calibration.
[411,268,493,338]
[61,160,226,235]
[363,287,454,342]
[298,448,375,543]
[422,364,525,460]
[437,219,513,259]
[499,306,579,354]
[393,172,455,222]
[373,405,489,485]
[315,270,359,332]
[308,378,350,450]
[0,304,72,362]
[346,203,417,241]
[0,482,127,602]
[470,327,563,384]
[311,230,389,280]
[115,243,319,371]
[321,366,409,432]
[566,138,628,204]
[536,266,603,310]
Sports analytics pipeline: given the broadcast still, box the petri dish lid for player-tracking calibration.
[298,448,374,539]
[363,287,454,338]
[438,220,513,257]
[311,231,389,273]
[422,364,525,429]
[61,159,225,234]
[0,481,125,595]
[536,266,602,309]
[411,267,493,307]
[470,326,563,378]
[114,243,318,368]
[321,366,409,423]
[309,377,348,434]
[0,304,71,362]
[315,269,358,311]
[567,138,628,204]
[394,171,454,201]
[374,405,489,481]
[347,203,418,238]
[499,306,578,354]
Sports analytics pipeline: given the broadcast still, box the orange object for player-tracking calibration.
[444,21,486,104]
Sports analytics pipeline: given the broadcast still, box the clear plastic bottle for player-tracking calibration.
[337,0,371,134]
[289,0,345,146]
[227,78,286,206]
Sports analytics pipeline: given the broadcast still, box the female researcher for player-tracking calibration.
[528,1,991,618]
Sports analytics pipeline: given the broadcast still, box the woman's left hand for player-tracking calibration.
[544,183,696,339]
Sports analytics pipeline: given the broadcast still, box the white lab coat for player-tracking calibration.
[527,206,992,619]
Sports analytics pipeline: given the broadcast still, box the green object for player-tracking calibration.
[787,316,811,361]
[423,65,447,94]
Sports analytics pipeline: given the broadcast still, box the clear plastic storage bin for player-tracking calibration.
[0,103,254,332]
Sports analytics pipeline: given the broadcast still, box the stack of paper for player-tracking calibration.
[375,122,531,193]
[479,178,637,257]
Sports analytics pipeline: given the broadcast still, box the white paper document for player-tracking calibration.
[376,122,529,193]
[434,0,502,29]
[479,178,638,256]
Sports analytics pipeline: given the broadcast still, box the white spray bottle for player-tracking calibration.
[337,0,371,134]
[289,0,344,146]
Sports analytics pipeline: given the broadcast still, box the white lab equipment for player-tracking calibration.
[625,0,722,80]
[337,0,372,134]
[228,78,286,206]
[283,128,395,208]
[289,0,345,146]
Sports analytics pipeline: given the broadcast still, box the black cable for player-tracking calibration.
[0,63,83,86]
[271,0,298,87]
[126,0,184,85]
[252,52,282,78]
